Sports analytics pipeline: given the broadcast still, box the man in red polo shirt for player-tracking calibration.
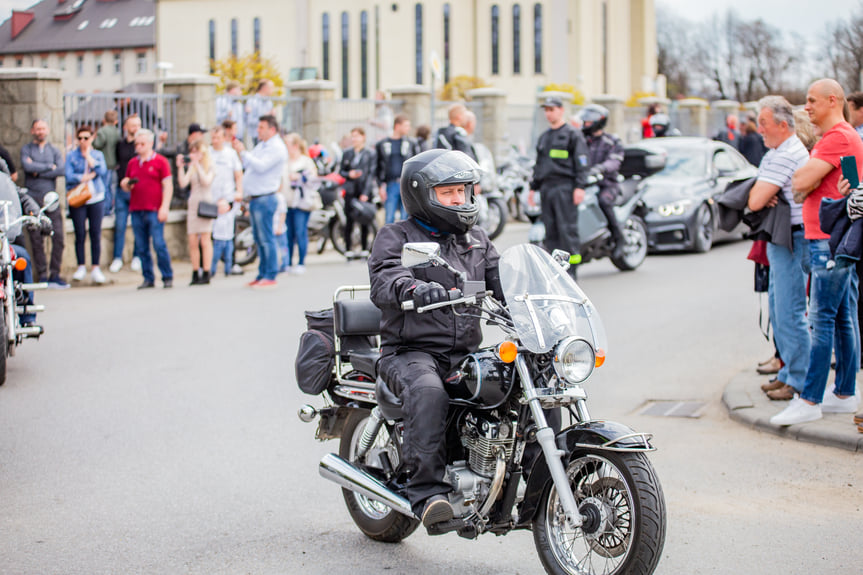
[120,129,174,289]
[771,79,863,426]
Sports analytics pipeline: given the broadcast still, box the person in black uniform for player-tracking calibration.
[529,96,589,278]
[375,114,421,224]
[578,104,626,259]
[368,149,503,529]
[434,104,477,161]
[339,127,377,258]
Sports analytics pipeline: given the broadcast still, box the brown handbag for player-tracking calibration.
[67,181,92,208]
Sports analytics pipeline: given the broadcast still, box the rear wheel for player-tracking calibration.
[0,305,7,386]
[338,410,420,542]
[329,218,379,256]
[611,216,648,271]
[480,197,508,240]
[233,215,257,266]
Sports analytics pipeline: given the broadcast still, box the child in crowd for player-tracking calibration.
[211,200,240,276]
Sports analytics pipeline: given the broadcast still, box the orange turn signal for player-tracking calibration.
[594,349,606,368]
[14,258,27,271]
[496,341,518,364]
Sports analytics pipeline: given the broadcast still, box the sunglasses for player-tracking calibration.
[77,135,91,141]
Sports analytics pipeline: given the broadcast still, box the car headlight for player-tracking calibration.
[657,199,692,216]
[552,337,595,385]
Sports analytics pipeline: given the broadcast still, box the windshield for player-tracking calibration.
[499,244,607,355]
[0,174,22,242]
[651,146,706,178]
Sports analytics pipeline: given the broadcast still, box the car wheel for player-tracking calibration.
[692,204,714,253]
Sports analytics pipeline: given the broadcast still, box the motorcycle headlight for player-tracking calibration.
[552,337,595,385]
[657,199,692,217]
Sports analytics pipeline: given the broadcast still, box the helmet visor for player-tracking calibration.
[416,151,481,188]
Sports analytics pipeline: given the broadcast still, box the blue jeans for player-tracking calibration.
[113,189,131,260]
[384,181,405,224]
[286,208,311,266]
[12,245,35,324]
[276,232,288,272]
[248,194,279,281]
[767,230,810,391]
[130,210,173,283]
[800,239,859,403]
[102,170,117,216]
[212,239,234,275]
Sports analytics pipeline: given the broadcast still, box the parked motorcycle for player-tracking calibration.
[296,242,666,575]
[0,191,60,385]
[474,143,509,240]
[496,147,534,222]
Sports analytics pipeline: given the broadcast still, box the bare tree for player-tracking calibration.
[656,6,695,98]
[820,8,863,92]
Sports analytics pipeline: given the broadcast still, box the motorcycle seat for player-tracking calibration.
[333,299,382,337]
[349,348,380,378]
[375,377,404,421]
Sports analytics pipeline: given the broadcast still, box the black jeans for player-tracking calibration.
[378,350,455,515]
[69,199,105,266]
[598,188,624,244]
[344,199,372,252]
[27,207,64,281]
[540,183,580,277]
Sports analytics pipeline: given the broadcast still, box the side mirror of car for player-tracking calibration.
[41,191,60,213]
[401,242,441,269]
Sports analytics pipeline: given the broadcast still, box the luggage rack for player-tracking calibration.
[332,285,382,395]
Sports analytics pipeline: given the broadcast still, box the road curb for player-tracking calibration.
[722,370,863,453]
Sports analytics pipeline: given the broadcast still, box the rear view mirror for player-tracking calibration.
[401,242,441,269]
[42,191,60,213]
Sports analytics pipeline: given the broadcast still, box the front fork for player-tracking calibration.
[515,354,584,529]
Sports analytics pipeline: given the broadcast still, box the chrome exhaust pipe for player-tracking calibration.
[319,453,417,519]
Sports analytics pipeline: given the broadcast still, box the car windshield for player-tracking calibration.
[650,146,706,178]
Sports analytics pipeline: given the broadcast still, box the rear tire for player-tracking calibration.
[611,217,648,271]
[482,198,508,240]
[233,215,257,266]
[338,410,420,542]
[0,306,7,386]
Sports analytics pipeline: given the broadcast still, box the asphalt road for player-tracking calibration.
[1,222,860,575]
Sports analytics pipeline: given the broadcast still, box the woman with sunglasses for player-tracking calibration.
[65,125,108,284]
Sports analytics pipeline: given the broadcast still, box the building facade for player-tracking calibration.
[156,0,656,104]
[0,0,157,93]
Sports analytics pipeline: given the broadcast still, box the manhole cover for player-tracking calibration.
[639,400,707,418]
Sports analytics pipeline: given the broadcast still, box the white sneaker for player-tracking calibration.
[109,258,123,273]
[821,391,860,413]
[293,265,306,275]
[131,257,142,272]
[770,397,823,426]
[91,267,107,284]
[72,265,87,281]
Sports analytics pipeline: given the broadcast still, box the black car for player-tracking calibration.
[628,137,757,253]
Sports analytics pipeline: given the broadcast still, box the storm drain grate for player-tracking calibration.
[639,400,707,418]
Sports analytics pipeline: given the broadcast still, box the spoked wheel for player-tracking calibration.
[338,410,420,542]
[533,450,666,575]
[479,197,508,240]
[233,215,257,266]
[692,204,714,253]
[611,217,648,271]
[328,219,379,256]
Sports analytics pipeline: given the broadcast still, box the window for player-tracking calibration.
[533,3,542,74]
[76,55,84,76]
[16,57,24,68]
[58,56,66,71]
[322,13,330,80]
[360,11,368,98]
[231,18,238,57]
[341,11,349,98]
[253,17,261,53]
[491,5,499,75]
[443,3,451,83]
[41,58,48,69]
[136,52,147,74]
[208,19,216,72]
[95,55,102,75]
[415,4,423,84]
[113,52,121,74]
[513,4,521,74]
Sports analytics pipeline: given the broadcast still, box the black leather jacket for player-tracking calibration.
[531,123,589,191]
[340,147,377,200]
[434,124,477,161]
[369,218,502,358]
[375,137,422,184]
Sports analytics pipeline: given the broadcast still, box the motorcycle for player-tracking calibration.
[473,143,509,241]
[0,191,60,385]
[297,242,666,575]
[496,147,534,222]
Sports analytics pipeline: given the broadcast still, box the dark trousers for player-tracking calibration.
[540,183,580,277]
[378,350,454,515]
[27,207,64,281]
[598,188,624,244]
[11,245,34,324]
[344,199,371,252]
[69,199,105,266]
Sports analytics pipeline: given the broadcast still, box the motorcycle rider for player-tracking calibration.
[529,96,589,278]
[578,104,626,259]
[650,113,679,138]
[368,149,503,529]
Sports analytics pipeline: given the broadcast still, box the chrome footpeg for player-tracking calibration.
[19,305,45,314]
[18,325,43,337]
[20,283,48,291]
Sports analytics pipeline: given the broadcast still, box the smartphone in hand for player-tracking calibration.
[840,155,859,189]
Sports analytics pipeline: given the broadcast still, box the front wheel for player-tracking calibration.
[0,305,7,386]
[611,216,648,271]
[339,410,420,542]
[233,215,257,267]
[691,204,714,253]
[479,197,508,240]
[533,450,666,575]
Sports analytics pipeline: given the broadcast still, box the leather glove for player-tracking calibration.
[40,217,53,236]
[588,166,603,179]
[20,193,39,216]
[412,281,448,308]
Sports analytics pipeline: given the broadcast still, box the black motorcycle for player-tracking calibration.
[296,242,666,575]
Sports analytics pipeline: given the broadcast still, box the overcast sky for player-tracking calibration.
[0,0,856,39]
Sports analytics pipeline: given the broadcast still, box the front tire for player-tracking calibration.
[691,204,714,253]
[611,217,648,271]
[339,410,420,543]
[233,215,257,266]
[0,305,7,386]
[532,450,666,575]
[481,198,508,240]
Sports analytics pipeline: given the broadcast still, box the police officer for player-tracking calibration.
[368,149,503,529]
[529,96,589,278]
[579,104,626,259]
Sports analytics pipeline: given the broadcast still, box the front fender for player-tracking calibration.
[516,420,655,525]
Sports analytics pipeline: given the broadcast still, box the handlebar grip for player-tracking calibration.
[401,300,415,311]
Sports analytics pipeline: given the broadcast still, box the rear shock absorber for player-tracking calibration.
[356,406,385,459]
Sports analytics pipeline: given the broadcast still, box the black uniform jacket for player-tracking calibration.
[434,124,478,161]
[369,218,503,359]
[375,137,422,184]
[531,122,589,191]
[340,147,377,200]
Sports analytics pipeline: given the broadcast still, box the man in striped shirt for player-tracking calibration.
[747,96,811,402]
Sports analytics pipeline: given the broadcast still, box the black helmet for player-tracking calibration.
[650,113,671,137]
[578,104,609,137]
[401,149,480,234]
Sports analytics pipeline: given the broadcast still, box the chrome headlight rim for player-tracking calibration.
[657,199,692,217]
[552,336,596,385]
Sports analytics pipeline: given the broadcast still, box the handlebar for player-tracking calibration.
[401,290,493,313]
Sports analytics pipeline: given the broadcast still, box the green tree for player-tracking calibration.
[211,52,285,95]
[439,75,489,101]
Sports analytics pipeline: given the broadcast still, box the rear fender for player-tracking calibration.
[517,420,655,525]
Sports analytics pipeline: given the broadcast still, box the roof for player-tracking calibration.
[0,0,155,56]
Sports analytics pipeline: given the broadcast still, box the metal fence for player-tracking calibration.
[63,92,180,150]
[215,95,304,144]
